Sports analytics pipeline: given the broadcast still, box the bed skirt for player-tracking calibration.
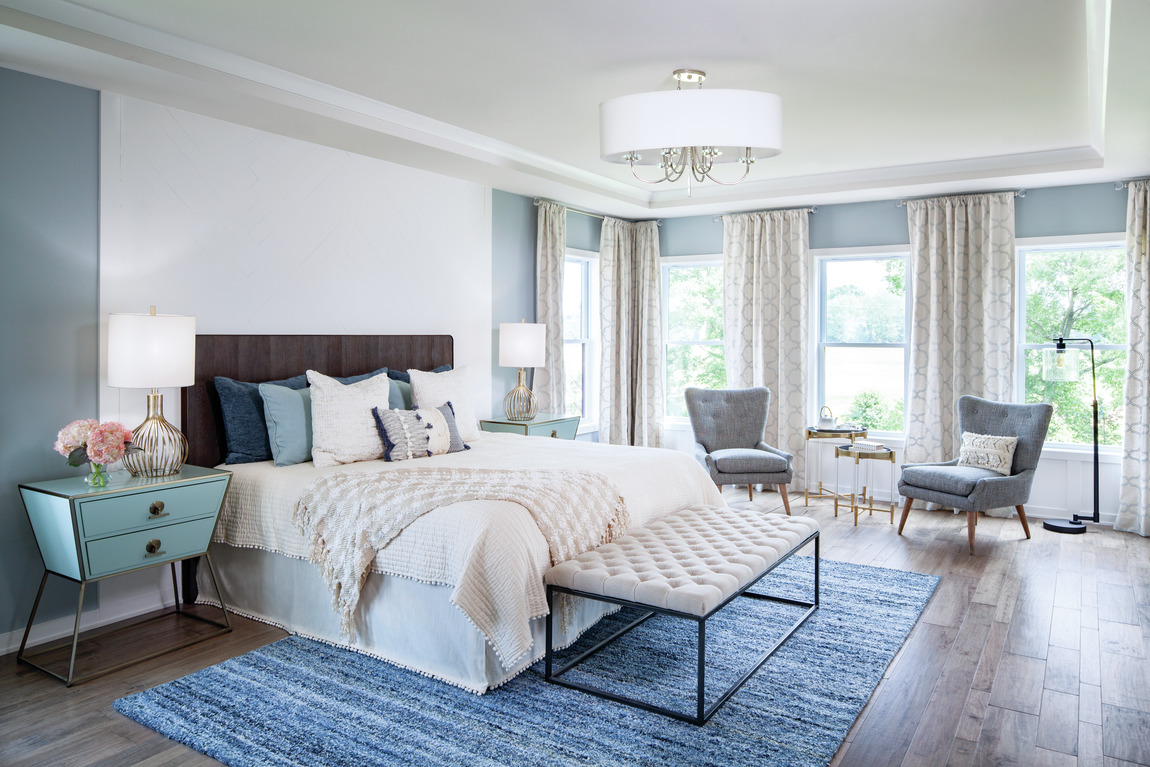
[196,542,615,693]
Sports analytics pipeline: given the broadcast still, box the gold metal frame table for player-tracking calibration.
[833,444,898,525]
[804,426,867,505]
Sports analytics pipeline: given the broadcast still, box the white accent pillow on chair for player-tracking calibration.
[956,432,1018,476]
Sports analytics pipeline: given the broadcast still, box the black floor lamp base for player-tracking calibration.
[1043,518,1088,534]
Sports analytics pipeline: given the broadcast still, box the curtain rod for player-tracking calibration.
[711,206,818,223]
[532,198,661,226]
[1115,178,1149,189]
[897,189,1026,207]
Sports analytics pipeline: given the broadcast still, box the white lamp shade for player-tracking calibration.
[108,312,196,388]
[600,88,782,164]
[499,323,546,368]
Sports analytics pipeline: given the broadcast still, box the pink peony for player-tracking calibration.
[85,421,135,465]
[54,419,99,458]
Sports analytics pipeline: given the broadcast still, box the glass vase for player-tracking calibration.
[85,463,108,488]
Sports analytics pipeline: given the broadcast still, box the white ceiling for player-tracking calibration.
[1,0,1147,218]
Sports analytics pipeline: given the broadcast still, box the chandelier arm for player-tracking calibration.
[699,148,755,186]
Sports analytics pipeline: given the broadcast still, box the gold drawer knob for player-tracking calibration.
[148,500,168,518]
[144,539,165,557]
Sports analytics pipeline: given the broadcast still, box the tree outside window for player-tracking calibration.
[664,263,725,417]
[1019,245,1126,446]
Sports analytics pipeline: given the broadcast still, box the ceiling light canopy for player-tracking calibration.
[600,69,782,191]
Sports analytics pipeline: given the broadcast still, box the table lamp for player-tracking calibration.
[108,307,196,476]
[498,321,546,421]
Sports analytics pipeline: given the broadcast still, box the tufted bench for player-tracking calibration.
[544,505,819,725]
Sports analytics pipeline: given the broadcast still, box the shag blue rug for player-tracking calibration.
[115,557,938,767]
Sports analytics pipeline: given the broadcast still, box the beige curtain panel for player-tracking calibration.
[532,201,567,414]
[1116,180,1150,536]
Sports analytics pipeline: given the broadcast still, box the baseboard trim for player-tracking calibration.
[1,590,171,657]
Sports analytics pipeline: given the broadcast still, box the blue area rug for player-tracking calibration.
[115,557,938,767]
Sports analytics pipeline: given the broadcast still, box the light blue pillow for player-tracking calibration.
[259,383,313,466]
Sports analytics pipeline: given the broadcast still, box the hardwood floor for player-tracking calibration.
[1,492,1148,766]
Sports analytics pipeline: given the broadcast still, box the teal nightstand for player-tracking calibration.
[479,413,580,439]
[17,465,232,685]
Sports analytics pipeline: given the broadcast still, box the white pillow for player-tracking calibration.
[307,370,392,467]
[408,367,480,442]
[956,431,1018,476]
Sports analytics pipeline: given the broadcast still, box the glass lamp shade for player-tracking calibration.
[1042,347,1081,382]
[498,323,546,368]
[600,88,782,164]
[107,311,196,477]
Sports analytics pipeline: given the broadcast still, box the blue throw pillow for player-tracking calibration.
[336,366,389,385]
[216,374,308,464]
[259,384,313,466]
[386,364,451,384]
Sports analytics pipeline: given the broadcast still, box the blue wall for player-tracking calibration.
[0,67,100,636]
[654,182,1129,256]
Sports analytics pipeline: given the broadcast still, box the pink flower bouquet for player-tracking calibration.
[54,418,141,467]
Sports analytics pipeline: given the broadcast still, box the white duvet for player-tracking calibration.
[213,432,723,665]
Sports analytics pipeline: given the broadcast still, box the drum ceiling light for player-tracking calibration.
[599,69,782,193]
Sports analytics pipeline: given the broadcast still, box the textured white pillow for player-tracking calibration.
[307,370,391,467]
[956,431,1018,476]
[408,367,480,442]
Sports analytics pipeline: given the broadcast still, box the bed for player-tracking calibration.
[183,334,723,693]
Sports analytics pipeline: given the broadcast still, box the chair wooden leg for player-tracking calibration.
[897,497,913,535]
[748,484,754,501]
[967,511,977,555]
[778,485,791,516]
[1016,505,1031,539]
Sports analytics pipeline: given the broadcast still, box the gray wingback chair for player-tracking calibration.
[684,387,794,514]
[898,395,1053,554]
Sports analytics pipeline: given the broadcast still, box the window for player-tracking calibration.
[1017,240,1127,447]
[562,251,598,420]
[663,259,726,418]
[817,254,908,432]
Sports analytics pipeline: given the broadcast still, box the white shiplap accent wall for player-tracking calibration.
[99,93,492,429]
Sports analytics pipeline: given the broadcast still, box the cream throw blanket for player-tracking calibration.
[293,467,628,654]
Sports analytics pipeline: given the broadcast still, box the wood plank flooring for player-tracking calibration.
[1,492,1148,766]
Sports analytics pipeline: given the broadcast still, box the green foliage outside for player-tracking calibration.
[665,265,726,417]
[844,389,905,431]
[1022,248,1126,446]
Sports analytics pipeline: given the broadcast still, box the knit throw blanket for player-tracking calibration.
[293,467,629,644]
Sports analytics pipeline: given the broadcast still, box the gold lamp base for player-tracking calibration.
[122,391,189,477]
[503,368,539,422]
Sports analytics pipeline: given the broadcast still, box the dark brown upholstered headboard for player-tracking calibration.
[181,334,454,468]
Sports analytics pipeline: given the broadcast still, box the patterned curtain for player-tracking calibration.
[904,193,1015,512]
[722,209,809,484]
[599,218,664,447]
[532,201,566,413]
[1116,180,1150,536]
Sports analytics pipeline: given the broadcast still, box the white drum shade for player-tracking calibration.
[498,322,546,368]
[108,312,196,388]
[600,88,782,165]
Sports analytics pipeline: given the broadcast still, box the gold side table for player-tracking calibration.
[804,426,867,505]
[833,445,898,525]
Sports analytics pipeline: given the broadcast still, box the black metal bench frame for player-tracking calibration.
[544,529,819,725]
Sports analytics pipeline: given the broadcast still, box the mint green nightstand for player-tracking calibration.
[479,413,580,439]
[17,465,232,685]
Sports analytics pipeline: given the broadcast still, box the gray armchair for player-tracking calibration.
[684,387,794,514]
[898,395,1053,554]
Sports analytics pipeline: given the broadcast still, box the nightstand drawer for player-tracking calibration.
[77,480,226,539]
[84,516,217,578]
[526,419,578,439]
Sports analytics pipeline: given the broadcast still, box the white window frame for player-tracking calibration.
[564,247,599,434]
[1014,232,1126,452]
[661,254,723,425]
[811,245,911,436]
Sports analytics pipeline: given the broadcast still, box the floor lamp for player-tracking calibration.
[1041,336,1098,534]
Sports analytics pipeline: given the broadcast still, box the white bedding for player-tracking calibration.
[203,432,723,690]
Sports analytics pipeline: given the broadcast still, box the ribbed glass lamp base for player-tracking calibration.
[122,392,189,477]
[503,369,538,421]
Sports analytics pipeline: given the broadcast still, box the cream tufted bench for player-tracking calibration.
[544,504,819,725]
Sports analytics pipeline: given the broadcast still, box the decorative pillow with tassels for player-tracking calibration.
[372,404,468,462]
[956,431,1018,476]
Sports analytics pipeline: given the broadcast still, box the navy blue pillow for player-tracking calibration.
[386,364,452,384]
[337,366,389,385]
[216,374,308,464]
